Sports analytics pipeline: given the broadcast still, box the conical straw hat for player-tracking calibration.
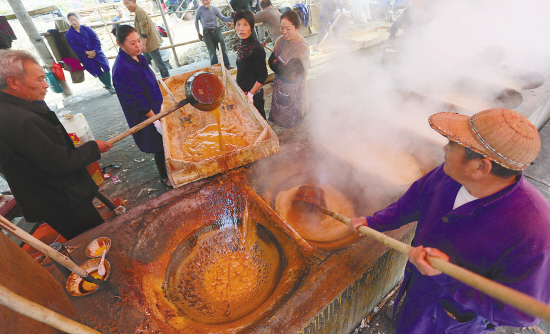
[429,109,540,171]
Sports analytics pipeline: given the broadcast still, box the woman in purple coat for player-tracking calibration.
[65,13,115,94]
[112,25,170,186]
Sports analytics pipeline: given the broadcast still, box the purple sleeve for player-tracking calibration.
[432,247,550,327]
[366,166,440,232]
[214,7,232,22]
[85,26,102,52]
[114,68,153,114]
[65,29,87,58]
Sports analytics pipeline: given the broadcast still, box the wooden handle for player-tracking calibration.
[0,283,101,334]
[0,215,89,278]
[315,13,341,51]
[319,206,550,323]
[0,216,117,293]
[107,99,189,145]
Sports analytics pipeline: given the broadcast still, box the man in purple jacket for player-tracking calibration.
[351,108,550,333]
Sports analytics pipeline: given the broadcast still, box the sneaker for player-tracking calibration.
[105,86,116,95]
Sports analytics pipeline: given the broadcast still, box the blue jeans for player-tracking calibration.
[144,47,170,78]
[202,27,231,69]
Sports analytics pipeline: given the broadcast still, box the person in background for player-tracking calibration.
[65,13,116,94]
[112,25,170,187]
[112,6,127,29]
[230,0,254,12]
[316,0,343,44]
[234,11,268,119]
[0,50,113,240]
[123,0,170,78]
[350,108,550,333]
[389,0,431,40]
[254,0,282,43]
[195,0,233,69]
[268,10,309,128]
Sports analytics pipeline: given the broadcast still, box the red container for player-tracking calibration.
[21,223,67,259]
[86,161,104,186]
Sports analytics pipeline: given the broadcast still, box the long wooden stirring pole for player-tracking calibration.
[317,205,550,323]
[0,284,101,334]
[0,216,117,294]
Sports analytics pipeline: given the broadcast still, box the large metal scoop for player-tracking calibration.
[292,184,550,323]
[107,71,224,145]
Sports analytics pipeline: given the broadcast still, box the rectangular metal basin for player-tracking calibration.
[159,65,279,188]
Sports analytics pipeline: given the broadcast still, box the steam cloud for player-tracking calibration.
[308,0,550,181]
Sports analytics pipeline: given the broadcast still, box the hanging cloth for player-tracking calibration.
[0,16,16,40]
[293,4,310,27]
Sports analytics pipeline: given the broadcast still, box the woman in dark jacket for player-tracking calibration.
[234,10,268,119]
[65,13,115,94]
[112,25,170,186]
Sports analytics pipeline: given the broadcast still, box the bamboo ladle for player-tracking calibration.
[292,184,550,323]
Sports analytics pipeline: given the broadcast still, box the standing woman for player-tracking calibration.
[112,25,170,186]
[65,13,115,94]
[234,11,268,119]
[268,10,309,128]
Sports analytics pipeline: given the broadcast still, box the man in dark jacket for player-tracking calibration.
[0,50,112,240]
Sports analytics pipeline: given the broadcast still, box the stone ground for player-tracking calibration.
[2,12,550,334]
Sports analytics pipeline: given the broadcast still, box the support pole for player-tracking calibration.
[97,9,118,51]
[6,0,54,64]
[7,0,73,97]
[154,0,181,67]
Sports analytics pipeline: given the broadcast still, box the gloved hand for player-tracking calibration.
[153,120,163,135]
[198,33,203,41]
[268,52,283,75]
[246,91,254,104]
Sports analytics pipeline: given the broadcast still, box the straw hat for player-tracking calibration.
[428,108,540,171]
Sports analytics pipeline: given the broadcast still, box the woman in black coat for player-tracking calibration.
[234,10,268,119]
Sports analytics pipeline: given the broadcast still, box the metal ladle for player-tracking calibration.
[107,71,224,145]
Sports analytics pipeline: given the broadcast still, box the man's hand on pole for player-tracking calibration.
[408,246,449,276]
[349,217,367,232]
[95,140,113,153]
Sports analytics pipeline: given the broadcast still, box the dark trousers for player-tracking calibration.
[44,199,104,240]
[203,28,231,69]
[144,48,170,78]
[253,89,265,119]
[154,150,168,179]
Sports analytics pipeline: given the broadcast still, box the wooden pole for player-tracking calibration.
[0,284,101,334]
[318,205,550,323]
[154,0,181,67]
[0,216,116,293]
[96,9,118,52]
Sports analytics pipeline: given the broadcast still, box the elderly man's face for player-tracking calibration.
[123,0,137,12]
[443,140,480,183]
[203,0,211,8]
[11,61,49,102]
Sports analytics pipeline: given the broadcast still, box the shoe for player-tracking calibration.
[227,65,236,70]
[162,178,173,187]
[105,86,116,95]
